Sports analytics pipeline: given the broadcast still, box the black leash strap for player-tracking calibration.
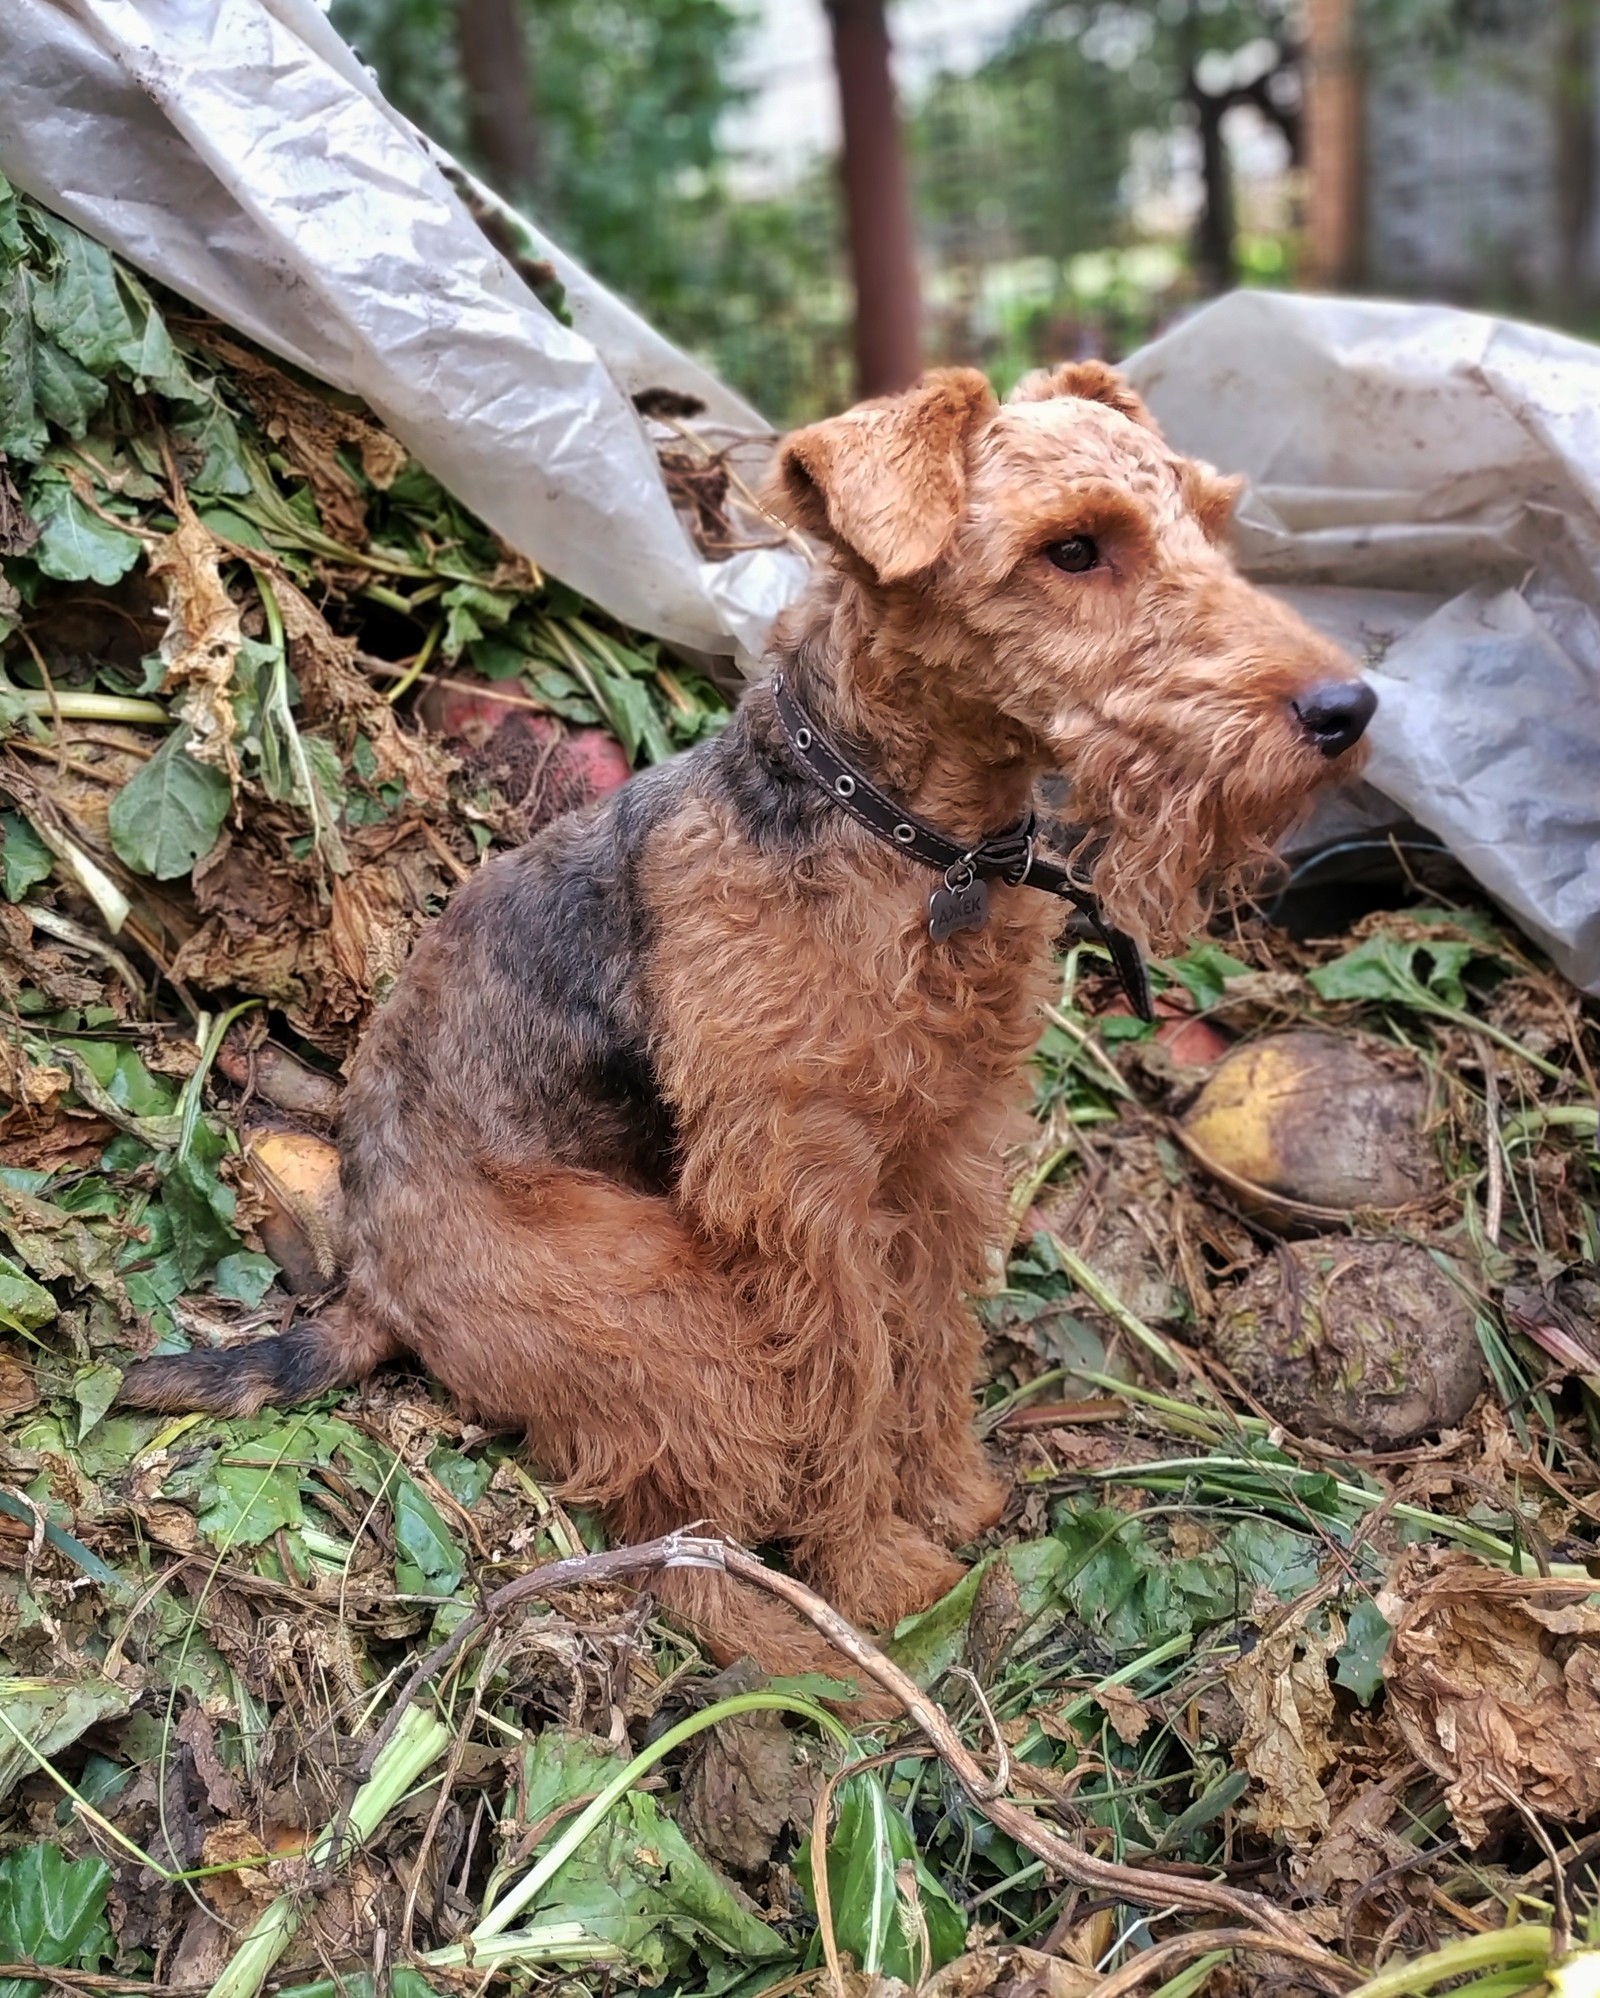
[771,674,1153,1022]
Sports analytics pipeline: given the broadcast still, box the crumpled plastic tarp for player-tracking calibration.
[1125,291,1600,993]
[3,11,1596,989]
[0,0,808,665]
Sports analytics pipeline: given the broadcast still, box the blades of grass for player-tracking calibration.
[1342,1926,1552,1998]
[1040,1233,1183,1374]
[175,998,260,1164]
[1094,1456,1589,1572]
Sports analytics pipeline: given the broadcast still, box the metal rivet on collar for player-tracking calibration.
[795,727,812,750]
[835,774,856,798]
[893,823,915,844]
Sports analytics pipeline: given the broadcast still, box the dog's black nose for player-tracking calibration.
[1293,679,1377,758]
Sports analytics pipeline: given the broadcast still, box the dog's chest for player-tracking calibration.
[778,862,1059,1120]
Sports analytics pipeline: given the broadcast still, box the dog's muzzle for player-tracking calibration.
[1293,680,1377,759]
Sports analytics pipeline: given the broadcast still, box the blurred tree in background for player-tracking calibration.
[332,0,853,415]
[333,0,1594,423]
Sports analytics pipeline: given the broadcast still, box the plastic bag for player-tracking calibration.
[4,14,1594,985]
[0,0,806,664]
[1125,291,1600,991]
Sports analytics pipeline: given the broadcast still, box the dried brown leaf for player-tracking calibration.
[922,1946,1099,1998]
[148,495,242,781]
[0,1348,37,1421]
[176,1699,244,1816]
[1294,1777,1410,1897]
[1093,1680,1152,1746]
[682,1709,820,1876]
[1382,1548,1600,1846]
[1226,1611,1338,1848]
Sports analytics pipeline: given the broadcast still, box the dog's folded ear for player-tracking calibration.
[1007,359,1160,434]
[767,368,995,582]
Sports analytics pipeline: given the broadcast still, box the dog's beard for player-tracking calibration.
[1058,727,1332,954]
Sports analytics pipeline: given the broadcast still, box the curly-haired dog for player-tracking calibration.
[123,364,1375,1687]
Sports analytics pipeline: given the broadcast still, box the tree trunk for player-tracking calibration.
[1302,0,1364,289]
[1556,0,1596,306]
[457,0,541,205]
[1190,84,1237,293]
[825,0,923,398]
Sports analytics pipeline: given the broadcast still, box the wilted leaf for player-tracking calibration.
[0,813,52,901]
[799,1770,966,1982]
[197,1429,305,1549]
[107,724,231,880]
[683,1710,820,1877]
[213,1251,278,1306]
[25,475,142,585]
[159,1151,241,1284]
[0,1842,113,1995]
[393,1475,464,1596]
[512,1729,788,1974]
[72,1361,120,1440]
[1226,1611,1338,1849]
[0,1680,130,1807]
[0,1253,55,1334]
[1382,1548,1600,1846]
[1164,942,1252,1010]
[1333,1597,1392,1705]
[888,1539,1071,1686]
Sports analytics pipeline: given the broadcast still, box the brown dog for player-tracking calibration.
[123,364,1374,1687]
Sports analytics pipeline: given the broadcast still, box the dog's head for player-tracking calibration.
[768,364,1374,951]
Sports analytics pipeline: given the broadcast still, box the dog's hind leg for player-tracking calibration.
[360,1166,903,1692]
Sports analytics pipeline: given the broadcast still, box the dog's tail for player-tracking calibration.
[119,1309,398,1418]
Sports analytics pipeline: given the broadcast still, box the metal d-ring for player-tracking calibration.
[944,854,977,892]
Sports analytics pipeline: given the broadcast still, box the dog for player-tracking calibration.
[122,363,1375,1689]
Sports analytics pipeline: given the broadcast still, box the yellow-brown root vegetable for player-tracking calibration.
[1209,1239,1483,1447]
[245,1125,342,1294]
[1180,1030,1441,1229]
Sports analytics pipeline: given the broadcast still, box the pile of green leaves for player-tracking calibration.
[0,169,726,869]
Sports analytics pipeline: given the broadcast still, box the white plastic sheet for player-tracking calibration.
[3,12,1595,985]
[0,0,807,663]
[1126,292,1600,992]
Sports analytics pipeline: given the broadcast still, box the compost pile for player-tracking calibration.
[0,178,1598,1998]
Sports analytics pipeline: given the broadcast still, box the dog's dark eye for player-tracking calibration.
[1045,535,1099,574]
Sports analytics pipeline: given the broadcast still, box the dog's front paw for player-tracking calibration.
[814,1521,966,1631]
[898,1444,1009,1545]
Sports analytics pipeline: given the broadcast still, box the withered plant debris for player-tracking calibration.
[0,176,1598,1998]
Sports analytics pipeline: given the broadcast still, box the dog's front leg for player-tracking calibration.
[672,1091,964,1630]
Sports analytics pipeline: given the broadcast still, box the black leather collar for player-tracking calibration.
[771,674,1153,1021]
